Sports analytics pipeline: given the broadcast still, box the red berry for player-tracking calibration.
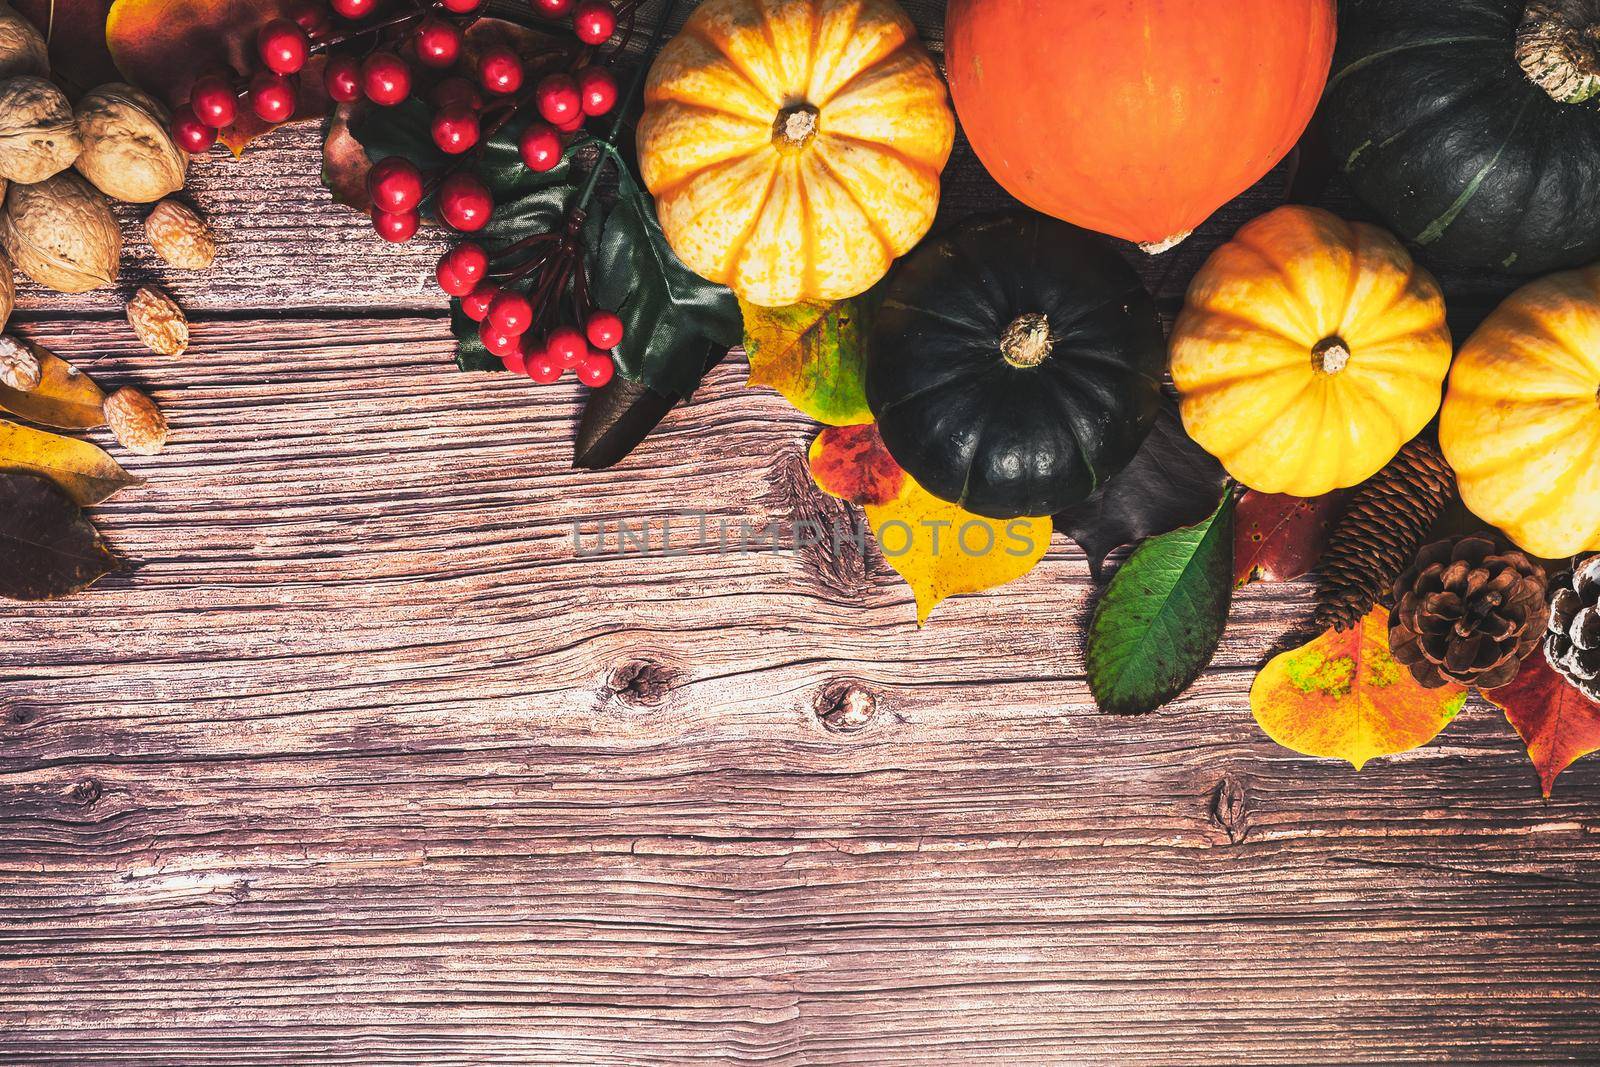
[189,74,237,128]
[285,0,331,35]
[532,0,573,18]
[572,0,616,44]
[413,18,462,69]
[480,322,520,357]
[362,51,411,106]
[257,18,309,75]
[439,172,493,231]
[535,73,580,125]
[546,325,587,369]
[576,351,615,387]
[170,105,218,153]
[372,208,419,243]
[324,54,362,103]
[436,260,470,298]
[431,76,482,110]
[527,349,564,383]
[331,0,376,18]
[461,282,500,321]
[553,110,585,134]
[575,65,616,115]
[367,156,423,213]
[444,242,490,284]
[585,309,624,349]
[479,45,524,95]
[441,0,484,11]
[248,72,297,123]
[432,103,479,154]
[502,344,529,376]
[518,122,562,171]
[487,291,534,336]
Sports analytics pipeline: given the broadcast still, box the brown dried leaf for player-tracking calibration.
[0,418,141,504]
[0,470,121,600]
[0,340,106,429]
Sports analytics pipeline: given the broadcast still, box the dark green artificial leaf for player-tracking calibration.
[1086,492,1237,715]
[0,471,121,601]
[574,346,730,469]
[591,152,743,397]
[1055,404,1228,580]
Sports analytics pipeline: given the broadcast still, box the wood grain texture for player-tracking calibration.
[3,1,1599,1063]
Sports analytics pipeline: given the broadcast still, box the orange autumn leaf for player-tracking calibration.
[808,424,902,506]
[107,0,328,154]
[1252,607,1468,769]
[1482,654,1600,797]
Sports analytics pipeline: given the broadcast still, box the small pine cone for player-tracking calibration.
[1389,535,1548,689]
[1547,555,1600,703]
[1314,438,1456,631]
[0,334,39,391]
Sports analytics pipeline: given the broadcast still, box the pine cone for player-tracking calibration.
[1547,555,1600,703]
[1389,536,1548,689]
[1315,438,1456,631]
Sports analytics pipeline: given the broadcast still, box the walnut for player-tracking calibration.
[0,8,49,81]
[0,170,120,293]
[102,385,168,455]
[144,198,216,269]
[126,285,188,356]
[0,75,82,183]
[73,83,187,203]
[0,334,38,391]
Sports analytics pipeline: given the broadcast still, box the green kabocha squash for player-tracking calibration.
[865,213,1164,520]
[1324,0,1600,275]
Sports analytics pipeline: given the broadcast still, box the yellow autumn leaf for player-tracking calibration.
[0,419,141,506]
[0,342,106,429]
[743,291,877,426]
[1252,607,1468,769]
[865,476,1051,625]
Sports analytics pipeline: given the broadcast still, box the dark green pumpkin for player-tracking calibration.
[865,213,1164,520]
[1324,0,1600,275]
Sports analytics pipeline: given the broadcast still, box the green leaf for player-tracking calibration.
[1086,492,1238,715]
[591,152,743,397]
[741,283,883,425]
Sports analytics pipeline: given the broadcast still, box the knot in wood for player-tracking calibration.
[68,779,102,807]
[607,659,675,708]
[1209,773,1250,845]
[814,681,878,734]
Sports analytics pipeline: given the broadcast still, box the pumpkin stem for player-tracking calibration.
[773,104,820,151]
[1313,337,1352,376]
[1001,313,1053,369]
[1517,0,1600,103]
[1137,230,1192,256]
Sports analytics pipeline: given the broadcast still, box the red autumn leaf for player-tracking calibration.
[808,423,904,506]
[1234,489,1348,588]
[13,0,118,97]
[1482,653,1600,797]
[106,0,328,154]
[320,102,371,211]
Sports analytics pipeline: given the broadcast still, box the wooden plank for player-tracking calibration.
[3,318,1599,1064]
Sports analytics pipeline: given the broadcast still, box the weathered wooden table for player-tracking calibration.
[4,3,1599,1063]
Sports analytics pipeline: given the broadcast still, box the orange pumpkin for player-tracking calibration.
[638,0,955,307]
[944,0,1336,252]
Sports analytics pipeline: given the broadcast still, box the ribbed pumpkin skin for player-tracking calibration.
[1441,267,1600,558]
[1171,207,1453,497]
[865,213,1165,520]
[637,0,955,308]
[1324,0,1600,275]
[944,0,1335,249]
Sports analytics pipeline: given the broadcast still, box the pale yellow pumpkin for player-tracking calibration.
[1440,266,1600,558]
[637,0,955,308]
[1171,206,1453,497]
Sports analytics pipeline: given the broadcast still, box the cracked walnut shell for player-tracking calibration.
[0,334,38,391]
[0,170,120,293]
[126,286,188,356]
[0,75,82,183]
[74,83,187,203]
[145,199,216,270]
[103,386,167,455]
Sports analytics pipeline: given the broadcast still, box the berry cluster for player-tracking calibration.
[172,0,636,388]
